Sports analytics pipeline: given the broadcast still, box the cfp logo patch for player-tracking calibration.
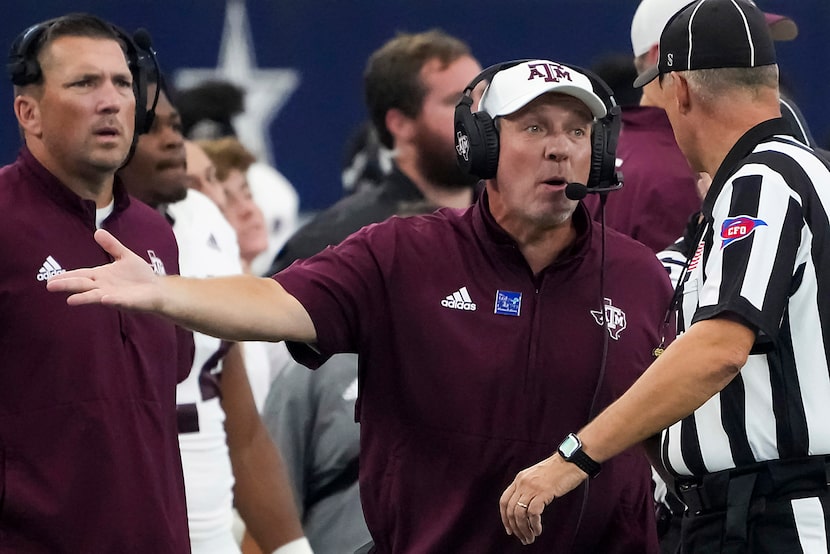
[527,62,572,83]
[456,130,470,161]
[590,298,627,340]
[721,216,767,248]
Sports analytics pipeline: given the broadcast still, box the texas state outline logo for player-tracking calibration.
[721,216,767,248]
[590,298,627,340]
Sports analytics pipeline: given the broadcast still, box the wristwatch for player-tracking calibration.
[557,433,601,478]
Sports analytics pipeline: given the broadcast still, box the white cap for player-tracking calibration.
[478,60,607,119]
[630,0,695,57]
[631,0,798,57]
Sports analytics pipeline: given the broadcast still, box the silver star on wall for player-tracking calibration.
[175,0,300,165]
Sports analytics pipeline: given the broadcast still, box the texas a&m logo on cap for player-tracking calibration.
[526,62,572,83]
[721,216,767,248]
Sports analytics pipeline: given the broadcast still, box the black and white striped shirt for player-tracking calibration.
[662,118,830,477]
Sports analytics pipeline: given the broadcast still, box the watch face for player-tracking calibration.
[559,434,581,458]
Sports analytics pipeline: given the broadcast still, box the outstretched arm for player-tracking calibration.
[46,229,316,343]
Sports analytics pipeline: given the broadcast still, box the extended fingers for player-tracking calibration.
[93,229,127,259]
[46,272,113,307]
[65,289,110,306]
[46,274,98,293]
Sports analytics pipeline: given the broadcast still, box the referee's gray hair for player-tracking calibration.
[679,65,779,106]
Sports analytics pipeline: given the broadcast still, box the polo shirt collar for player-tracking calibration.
[702,117,794,220]
[472,188,593,271]
[19,146,132,228]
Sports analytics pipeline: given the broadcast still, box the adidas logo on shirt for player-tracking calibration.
[36,255,66,281]
[441,286,477,311]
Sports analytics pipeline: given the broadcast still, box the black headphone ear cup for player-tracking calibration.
[454,99,501,181]
[588,108,622,190]
[471,112,500,180]
[587,122,607,189]
[7,55,40,87]
[454,99,479,177]
[7,54,41,87]
[454,59,536,181]
[7,23,48,87]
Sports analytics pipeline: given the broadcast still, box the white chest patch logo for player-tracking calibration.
[36,255,65,281]
[590,298,627,340]
[441,286,477,311]
[147,250,167,276]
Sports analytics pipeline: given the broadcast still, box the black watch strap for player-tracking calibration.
[564,449,601,478]
[558,433,601,478]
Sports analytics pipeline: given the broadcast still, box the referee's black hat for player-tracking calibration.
[634,0,776,88]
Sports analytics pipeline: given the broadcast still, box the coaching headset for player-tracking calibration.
[7,15,157,137]
[454,59,623,200]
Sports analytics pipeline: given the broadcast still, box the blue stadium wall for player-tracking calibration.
[2,0,828,211]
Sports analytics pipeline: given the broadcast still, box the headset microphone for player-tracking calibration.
[564,178,624,201]
[131,28,160,134]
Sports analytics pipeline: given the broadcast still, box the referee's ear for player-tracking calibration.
[671,73,692,115]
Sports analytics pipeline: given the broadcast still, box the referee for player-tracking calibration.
[500,1,830,551]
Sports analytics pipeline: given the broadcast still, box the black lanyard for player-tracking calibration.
[654,217,708,357]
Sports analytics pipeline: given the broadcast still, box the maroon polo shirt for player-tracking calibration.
[584,105,701,252]
[275,196,673,553]
[0,148,192,552]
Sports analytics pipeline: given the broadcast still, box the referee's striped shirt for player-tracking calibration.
[662,118,830,477]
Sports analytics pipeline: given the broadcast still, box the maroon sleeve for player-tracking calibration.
[274,224,389,366]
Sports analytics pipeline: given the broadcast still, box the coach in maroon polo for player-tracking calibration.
[1,14,191,552]
[49,60,673,552]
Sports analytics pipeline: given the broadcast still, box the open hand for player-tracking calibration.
[46,229,163,312]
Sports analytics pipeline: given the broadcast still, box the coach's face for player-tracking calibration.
[488,92,592,232]
[15,36,136,186]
